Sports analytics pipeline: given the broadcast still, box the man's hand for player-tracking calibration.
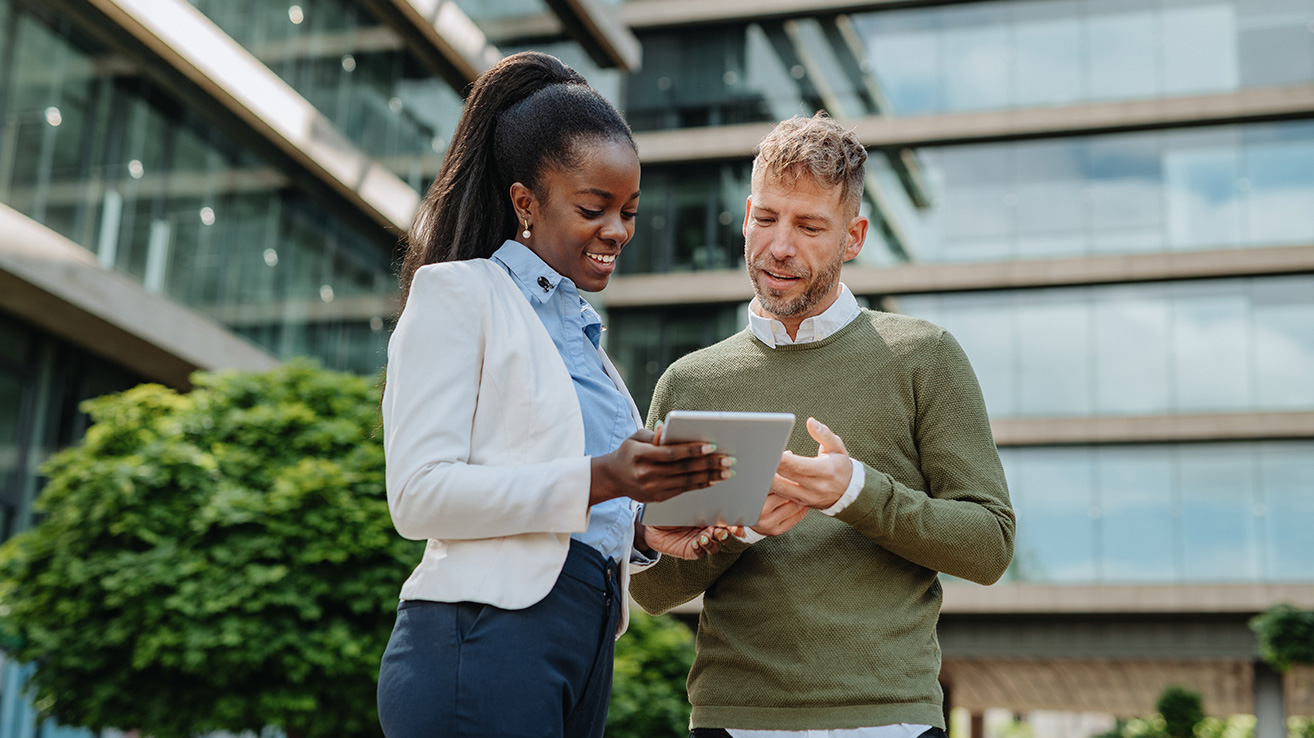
[639,524,734,560]
[773,417,852,510]
[750,492,809,536]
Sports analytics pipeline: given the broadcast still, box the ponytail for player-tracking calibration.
[399,51,633,308]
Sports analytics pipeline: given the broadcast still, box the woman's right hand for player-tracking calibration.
[589,428,732,506]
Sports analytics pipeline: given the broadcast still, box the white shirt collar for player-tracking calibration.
[748,283,862,348]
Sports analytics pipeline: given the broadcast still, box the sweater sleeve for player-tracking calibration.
[834,329,1015,584]
[628,365,751,613]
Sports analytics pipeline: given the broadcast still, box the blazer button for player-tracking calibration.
[538,276,551,292]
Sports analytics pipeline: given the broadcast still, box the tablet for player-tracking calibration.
[638,410,796,527]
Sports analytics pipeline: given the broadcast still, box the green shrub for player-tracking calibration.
[609,610,697,737]
[1250,605,1314,672]
[0,361,420,738]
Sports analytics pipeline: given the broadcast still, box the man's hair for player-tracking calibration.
[751,112,867,219]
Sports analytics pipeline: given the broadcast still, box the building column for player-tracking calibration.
[1253,660,1286,738]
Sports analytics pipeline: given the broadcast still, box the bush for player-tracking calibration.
[1157,685,1205,738]
[1250,605,1314,672]
[0,361,420,738]
[608,610,697,738]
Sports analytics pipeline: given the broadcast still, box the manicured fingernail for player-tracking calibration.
[717,530,729,541]
[699,535,710,546]
[703,443,716,453]
[721,469,735,479]
[721,456,736,467]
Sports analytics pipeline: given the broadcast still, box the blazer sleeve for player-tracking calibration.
[381,263,592,542]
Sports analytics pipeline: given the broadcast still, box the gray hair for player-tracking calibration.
[751,112,867,218]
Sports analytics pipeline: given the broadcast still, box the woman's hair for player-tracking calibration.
[398,51,636,307]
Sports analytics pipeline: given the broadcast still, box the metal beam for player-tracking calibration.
[0,204,278,390]
[940,582,1314,616]
[81,0,420,233]
[362,0,502,89]
[635,84,1314,163]
[541,0,643,72]
[603,244,1314,307]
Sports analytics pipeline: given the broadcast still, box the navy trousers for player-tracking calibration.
[377,540,620,738]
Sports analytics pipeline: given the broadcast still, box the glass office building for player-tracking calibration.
[0,0,1311,736]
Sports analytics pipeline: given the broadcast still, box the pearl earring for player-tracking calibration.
[522,220,531,239]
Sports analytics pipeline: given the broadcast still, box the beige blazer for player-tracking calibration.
[381,258,642,635]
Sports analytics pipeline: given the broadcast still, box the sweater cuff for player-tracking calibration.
[832,460,894,533]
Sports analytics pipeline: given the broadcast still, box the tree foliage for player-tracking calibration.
[608,610,697,738]
[1157,685,1205,738]
[1250,604,1314,672]
[0,360,420,738]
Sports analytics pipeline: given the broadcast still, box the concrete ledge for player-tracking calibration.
[0,204,278,389]
[635,85,1314,163]
[604,244,1314,307]
[942,582,1314,615]
[992,411,1314,446]
[85,0,419,233]
[621,0,989,29]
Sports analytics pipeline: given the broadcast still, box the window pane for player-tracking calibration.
[1179,445,1260,582]
[1097,448,1177,582]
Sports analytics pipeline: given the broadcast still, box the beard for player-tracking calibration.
[747,249,844,318]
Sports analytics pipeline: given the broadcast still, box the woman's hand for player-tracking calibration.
[638,524,736,560]
[590,429,731,506]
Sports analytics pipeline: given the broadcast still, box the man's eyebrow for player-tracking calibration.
[797,212,833,224]
[576,188,641,200]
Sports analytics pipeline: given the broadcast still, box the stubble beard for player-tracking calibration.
[747,248,844,319]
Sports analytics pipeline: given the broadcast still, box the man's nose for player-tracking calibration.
[767,231,796,260]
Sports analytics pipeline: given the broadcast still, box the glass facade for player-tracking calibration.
[624,0,1314,131]
[625,119,1314,275]
[185,0,463,192]
[0,311,140,547]
[606,303,743,416]
[893,275,1314,419]
[892,120,1314,263]
[0,0,397,376]
[1001,440,1314,584]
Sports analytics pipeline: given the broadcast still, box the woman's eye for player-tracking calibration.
[621,211,637,220]
[579,208,603,218]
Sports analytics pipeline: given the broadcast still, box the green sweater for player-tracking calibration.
[631,310,1015,731]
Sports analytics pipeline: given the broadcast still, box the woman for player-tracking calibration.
[377,51,732,737]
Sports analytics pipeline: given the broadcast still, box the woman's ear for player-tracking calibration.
[509,182,536,225]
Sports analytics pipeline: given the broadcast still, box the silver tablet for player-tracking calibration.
[639,410,796,527]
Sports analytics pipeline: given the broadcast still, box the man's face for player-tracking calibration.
[743,171,867,324]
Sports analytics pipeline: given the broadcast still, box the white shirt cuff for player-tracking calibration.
[735,527,767,544]
[821,458,865,517]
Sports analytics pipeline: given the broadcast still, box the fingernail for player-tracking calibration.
[703,443,717,453]
[717,530,729,541]
[699,535,710,546]
[721,456,736,467]
[721,469,734,479]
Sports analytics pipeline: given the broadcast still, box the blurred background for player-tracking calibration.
[0,0,1312,736]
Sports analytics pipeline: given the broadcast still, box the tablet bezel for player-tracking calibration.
[639,410,796,527]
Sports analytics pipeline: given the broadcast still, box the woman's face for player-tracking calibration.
[514,137,640,293]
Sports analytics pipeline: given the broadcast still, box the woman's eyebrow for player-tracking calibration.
[575,188,641,200]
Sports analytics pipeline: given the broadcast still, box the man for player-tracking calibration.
[630,113,1016,738]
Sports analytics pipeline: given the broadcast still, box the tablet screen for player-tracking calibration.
[639,410,796,527]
